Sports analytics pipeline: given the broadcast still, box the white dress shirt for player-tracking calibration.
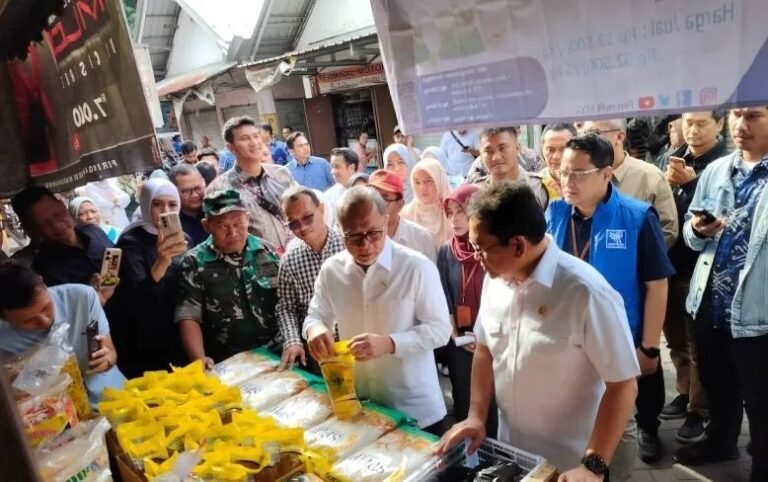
[322,183,346,228]
[392,218,437,263]
[303,238,451,428]
[474,239,640,470]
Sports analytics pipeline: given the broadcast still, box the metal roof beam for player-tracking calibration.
[298,60,368,68]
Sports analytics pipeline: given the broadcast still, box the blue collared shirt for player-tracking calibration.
[218,148,236,172]
[287,156,335,191]
[270,139,289,165]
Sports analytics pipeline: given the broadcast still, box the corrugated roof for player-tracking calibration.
[136,0,181,79]
[239,30,378,69]
[156,60,237,96]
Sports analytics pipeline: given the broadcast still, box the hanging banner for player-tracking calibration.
[371,0,768,133]
[0,0,160,195]
[134,47,164,129]
[315,62,387,94]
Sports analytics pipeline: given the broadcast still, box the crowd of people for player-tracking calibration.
[0,106,766,481]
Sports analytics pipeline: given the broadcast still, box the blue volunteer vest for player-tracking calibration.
[546,185,650,345]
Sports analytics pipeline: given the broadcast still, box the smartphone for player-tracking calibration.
[690,207,717,224]
[668,156,685,165]
[100,248,122,287]
[85,320,101,359]
[159,211,183,237]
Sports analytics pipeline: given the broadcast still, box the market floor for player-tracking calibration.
[438,336,753,481]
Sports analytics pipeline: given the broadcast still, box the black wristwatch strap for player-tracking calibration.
[581,453,609,480]
[639,346,661,358]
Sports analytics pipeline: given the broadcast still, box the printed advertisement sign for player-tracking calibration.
[371,0,768,133]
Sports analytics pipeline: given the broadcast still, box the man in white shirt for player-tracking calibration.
[367,169,437,262]
[323,147,359,227]
[303,186,451,434]
[437,182,640,480]
[439,129,481,178]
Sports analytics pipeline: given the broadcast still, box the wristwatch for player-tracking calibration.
[581,453,609,478]
[639,346,661,358]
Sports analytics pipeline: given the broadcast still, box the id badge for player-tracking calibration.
[456,304,472,328]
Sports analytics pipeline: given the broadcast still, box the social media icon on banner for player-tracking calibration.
[658,95,671,107]
[639,96,655,109]
[700,87,718,105]
[677,89,693,107]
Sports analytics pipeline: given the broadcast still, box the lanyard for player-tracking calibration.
[460,262,480,304]
[570,218,591,261]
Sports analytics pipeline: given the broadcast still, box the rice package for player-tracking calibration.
[264,384,334,429]
[304,404,405,463]
[240,369,322,412]
[213,348,280,386]
[328,426,439,482]
[35,417,112,482]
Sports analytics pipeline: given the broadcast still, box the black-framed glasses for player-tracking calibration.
[470,242,498,258]
[180,186,205,197]
[285,212,316,231]
[343,228,385,246]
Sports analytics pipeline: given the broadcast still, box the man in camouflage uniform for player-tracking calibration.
[176,188,281,368]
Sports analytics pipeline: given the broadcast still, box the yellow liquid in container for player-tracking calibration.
[319,341,362,420]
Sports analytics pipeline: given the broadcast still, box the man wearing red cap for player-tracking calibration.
[368,169,437,262]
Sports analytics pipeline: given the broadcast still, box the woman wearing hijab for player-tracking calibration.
[383,143,415,203]
[106,179,189,378]
[436,184,497,436]
[401,157,452,247]
[69,196,121,243]
[82,179,131,229]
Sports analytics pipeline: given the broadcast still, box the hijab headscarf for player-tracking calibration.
[443,183,484,327]
[122,178,180,236]
[421,146,448,168]
[69,196,95,221]
[383,143,415,203]
[402,157,452,247]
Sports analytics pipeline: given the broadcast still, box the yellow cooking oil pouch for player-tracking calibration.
[319,341,362,420]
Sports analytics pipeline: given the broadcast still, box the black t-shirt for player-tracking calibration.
[32,224,114,286]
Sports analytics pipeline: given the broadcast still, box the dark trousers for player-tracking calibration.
[635,357,665,432]
[693,324,768,480]
[445,339,499,437]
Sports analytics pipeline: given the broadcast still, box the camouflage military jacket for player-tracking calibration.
[175,235,281,361]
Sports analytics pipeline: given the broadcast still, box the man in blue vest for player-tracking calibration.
[546,134,675,478]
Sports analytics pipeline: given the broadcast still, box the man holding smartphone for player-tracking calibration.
[659,111,729,444]
[674,107,768,482]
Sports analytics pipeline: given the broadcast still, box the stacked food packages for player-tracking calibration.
[2,322,113,481]
[100,347,441,481]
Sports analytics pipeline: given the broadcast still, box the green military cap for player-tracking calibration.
[203,188,248,217]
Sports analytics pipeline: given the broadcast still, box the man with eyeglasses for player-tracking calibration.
[276,186,344,372]
[546,134,675,477]
[176,189,281,369]
[437,182,639,481]
[303,186,451,435]
[170,163,208,246]
[582,119,678,248]
[367,169,437,262]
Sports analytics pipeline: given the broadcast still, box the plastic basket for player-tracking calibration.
[405,437,548,482]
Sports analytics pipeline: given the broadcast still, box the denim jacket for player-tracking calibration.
[684,152,768,338]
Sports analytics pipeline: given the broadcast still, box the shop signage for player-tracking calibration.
[371,0,768,133]
[316,63,387,94]
[0,0,160,195]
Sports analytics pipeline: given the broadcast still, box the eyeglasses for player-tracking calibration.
[343,228,385,246]
[470,242,498,258]
[180,186,205,197]
[284,212,316,232]
[555,167,603,182]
